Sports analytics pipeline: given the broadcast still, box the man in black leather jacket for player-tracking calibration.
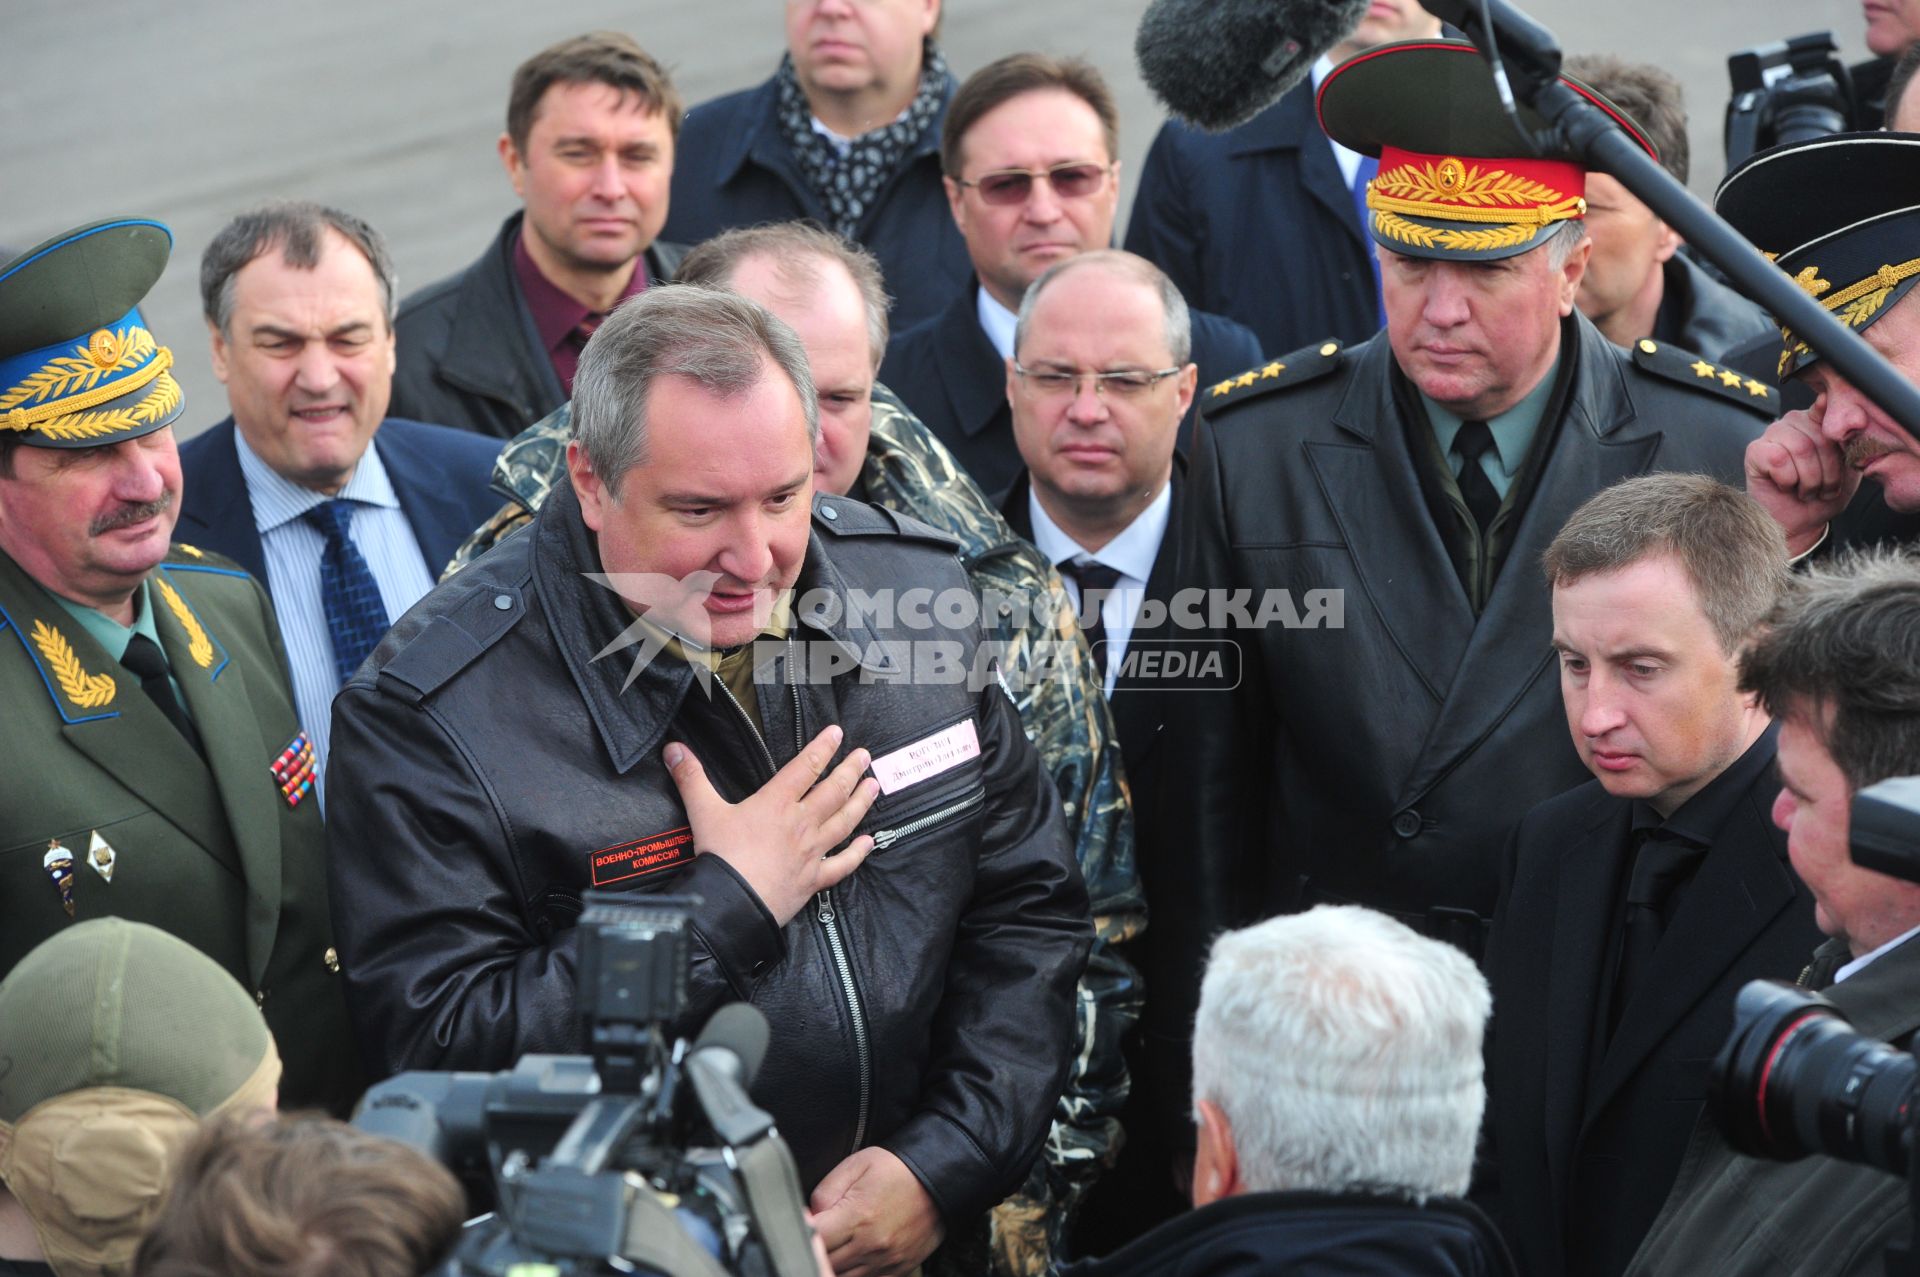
[326,287,1091,1277]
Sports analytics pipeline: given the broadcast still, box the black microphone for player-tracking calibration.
[1135,0,1370,132]
[686,1003,775,1147]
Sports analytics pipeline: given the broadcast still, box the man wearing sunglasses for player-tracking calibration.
[881,54,1262,501]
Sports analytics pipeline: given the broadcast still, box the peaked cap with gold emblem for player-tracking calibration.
[0,218,185,449]
[1317,40,1657,262]
[1714,132,1920,382]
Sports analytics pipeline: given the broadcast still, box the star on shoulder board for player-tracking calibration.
[1204,341,1345,411]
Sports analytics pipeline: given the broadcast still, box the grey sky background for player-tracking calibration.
[0,0,1869,433]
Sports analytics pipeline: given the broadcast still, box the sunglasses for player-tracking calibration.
[955,162,1112,207]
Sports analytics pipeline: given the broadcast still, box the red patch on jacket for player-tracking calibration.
[589,827,695,886]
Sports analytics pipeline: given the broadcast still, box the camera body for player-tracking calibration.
[353,893,817,1277]
[1724,32,1859,170]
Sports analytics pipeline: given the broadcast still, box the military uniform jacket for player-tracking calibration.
[1154,316,1771,1137]
[0,546,358,1112]
[327,482,1093,1225]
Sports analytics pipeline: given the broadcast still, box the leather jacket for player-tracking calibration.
[326,482,1093,1225]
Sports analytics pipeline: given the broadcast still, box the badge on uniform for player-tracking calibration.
[270,731,317,809]
[87,830,118,882]
[44,840,75,918]
[589,827,696,886]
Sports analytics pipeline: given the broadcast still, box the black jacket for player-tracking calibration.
[1653,252,1776,365]
[390,212,686,439]
[1157,318,1771,1144]
[1484,727,1821,1277]
[1060,1191,1517,1277]
[1123,82,1383,358]
[663,72,969,334]
[324,483,1092,1223]
[881,281,1263,500]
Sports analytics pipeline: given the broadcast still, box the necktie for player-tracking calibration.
[1609,829,1707,1037]
[121,632,204,757]
[302,499,389,686]
[1060,559,1123,688]
[1452,420,1503,534]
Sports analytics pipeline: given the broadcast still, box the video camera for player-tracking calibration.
[1708,778,1920,1273]
[352,893,820,1277]
[1724,32,1860,170]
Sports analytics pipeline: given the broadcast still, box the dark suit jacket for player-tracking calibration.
[1485,728,1822,1277]
[1123,82,1382,358]
[881,280,1263,501]
[176,418,505,589]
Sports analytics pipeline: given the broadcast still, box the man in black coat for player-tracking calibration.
[391,33,686,438]
[1484,475,1822,1277]
[1161,41,1776,1154]
[1714,133,1920,560]
[880,54,1260,501]
[1122,0,1442,357]
[663,1,965,334]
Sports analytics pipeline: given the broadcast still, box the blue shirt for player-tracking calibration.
[235,432,436,804]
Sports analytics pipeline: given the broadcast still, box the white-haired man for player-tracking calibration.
[1061,906,1515,1276]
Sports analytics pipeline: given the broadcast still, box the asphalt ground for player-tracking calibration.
[0,0,1871,433]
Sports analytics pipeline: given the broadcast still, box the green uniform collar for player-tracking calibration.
[1419,354,1561,500]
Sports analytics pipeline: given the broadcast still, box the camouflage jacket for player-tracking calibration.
[446,386,1144,1277]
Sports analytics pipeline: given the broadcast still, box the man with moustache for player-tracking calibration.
[665,0,963,333]
[328,286,1091,1277]
[881,54,1261,499]
[1162,41,1774,1160]
[1484,475,1821,1277]
[392,32,687,439]
[0,221,358,1113]
[1715,134,1920,558]
[1124,0,1444,355]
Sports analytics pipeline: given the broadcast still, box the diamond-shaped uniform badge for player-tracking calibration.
[87,830,117,882]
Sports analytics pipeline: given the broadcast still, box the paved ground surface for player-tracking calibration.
[0,0,1868,432]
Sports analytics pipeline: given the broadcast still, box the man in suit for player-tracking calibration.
[390,32,687,439]
[664,0,963,334]
[1625,548,1920,1277]
[1485,474,1822,1277]
[880,54,1261,500]
[179,204,502,798]
[1000,248,1204,1250]
[1123,0,1441,357]
[1715,133,1920,560]
[0,220,357,1113]
[1163,40,1775,1163]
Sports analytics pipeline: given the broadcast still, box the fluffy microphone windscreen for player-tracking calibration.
[1136,0,1371,131]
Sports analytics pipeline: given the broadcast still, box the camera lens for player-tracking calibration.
[1710,980,1917,1176]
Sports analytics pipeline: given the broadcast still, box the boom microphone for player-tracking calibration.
[685,1003,776,1148]
[1136,0,1370,132]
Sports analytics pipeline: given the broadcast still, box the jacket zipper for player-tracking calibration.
[871,788,987,850]
[713,636,873,1152]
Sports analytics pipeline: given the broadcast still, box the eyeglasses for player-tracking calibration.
[1013,364,1185,399]
[955,162,1113,206]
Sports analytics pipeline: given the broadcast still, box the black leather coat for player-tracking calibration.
[325,484,1092,1223]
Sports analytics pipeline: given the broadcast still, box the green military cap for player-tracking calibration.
[1714,132,1920,381]
[1316,39,1658,262]
[0,218,185,448]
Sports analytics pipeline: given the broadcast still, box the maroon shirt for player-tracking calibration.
[512,230,650,393]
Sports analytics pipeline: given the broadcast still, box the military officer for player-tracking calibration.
[1153,41,1777,1151]
[0,220,359,1113]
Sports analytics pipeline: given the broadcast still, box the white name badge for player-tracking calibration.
[869,719,982,796]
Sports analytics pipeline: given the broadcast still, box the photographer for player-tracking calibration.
[1625,547,1920,1277]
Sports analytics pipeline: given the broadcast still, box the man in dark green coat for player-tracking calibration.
[0,219,358,1113]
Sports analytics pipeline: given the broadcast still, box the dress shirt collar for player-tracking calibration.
[1628,720,1782,847]
[235,428,401,534]
[511,226,648,356]
[976,285,1019,361]
[53,581,159,664]
[1027,481,1172,586]
[1420,352,1561,481]
[1836,924,1920,984]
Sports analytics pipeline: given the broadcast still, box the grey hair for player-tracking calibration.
[1545,219,1590,269]
[200,201,397,335]
[1014,249,1192,365]
[675,223,893,370]
[1543,474,1789,654]
[1191,905,1490,1202]
[1740,547,1920,792]
[570,286,818,495]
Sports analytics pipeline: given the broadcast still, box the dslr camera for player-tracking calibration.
[1723,32,1860,169]
[1709,778,1920,1268]
[352,892,820,1277]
